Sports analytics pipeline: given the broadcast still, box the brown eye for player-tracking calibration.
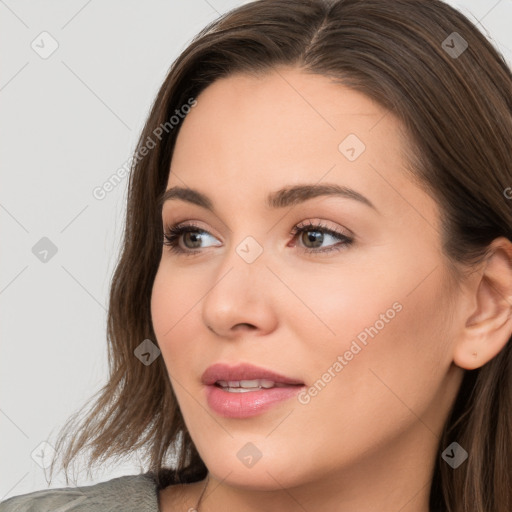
[163,223,220,256]
[290,221,354,254]
[300,229,325,249]
[182,231,204,249]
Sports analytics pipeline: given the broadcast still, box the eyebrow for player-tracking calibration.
[158,182,378,213]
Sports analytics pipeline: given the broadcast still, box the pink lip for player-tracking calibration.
[201,363,305,418]
[201,362,304,386]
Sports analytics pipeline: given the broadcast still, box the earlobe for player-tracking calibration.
[452,236,512,370]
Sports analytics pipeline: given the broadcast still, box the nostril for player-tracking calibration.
[234,323,256,330]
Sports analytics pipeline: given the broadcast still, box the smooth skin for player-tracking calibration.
[151,66,512,512]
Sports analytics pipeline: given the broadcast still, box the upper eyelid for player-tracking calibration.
[162,208,232,234]
[293,220,353,236]
[166,219,349,233]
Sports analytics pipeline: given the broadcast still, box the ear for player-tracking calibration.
[453,236,512,370]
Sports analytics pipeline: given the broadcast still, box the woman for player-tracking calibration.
[1,0,511,511]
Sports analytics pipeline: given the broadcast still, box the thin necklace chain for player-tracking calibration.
[194,473,210,511]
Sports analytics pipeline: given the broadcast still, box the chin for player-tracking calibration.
[198,440,317,491]
[208,463,298,490]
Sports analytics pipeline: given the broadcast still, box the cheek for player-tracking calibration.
[287,240,451,388]
[150,262,211,386]
[296,261,454,441]
[151,260,202,336]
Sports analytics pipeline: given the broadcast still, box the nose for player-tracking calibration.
[201,242,279,340]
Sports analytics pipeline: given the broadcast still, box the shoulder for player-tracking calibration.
[0,472,159,512]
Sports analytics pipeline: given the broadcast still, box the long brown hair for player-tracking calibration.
[48,1,512,510]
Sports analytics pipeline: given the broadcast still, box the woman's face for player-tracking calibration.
[151,67,465,495]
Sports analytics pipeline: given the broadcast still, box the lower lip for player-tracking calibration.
[205,384,304,418]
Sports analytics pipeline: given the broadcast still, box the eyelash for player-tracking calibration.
[162,221,353,257]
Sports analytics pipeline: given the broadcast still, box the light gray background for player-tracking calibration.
[1,0,511,500]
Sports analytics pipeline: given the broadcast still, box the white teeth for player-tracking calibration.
[216,379,278,391]
[240,379,259,388]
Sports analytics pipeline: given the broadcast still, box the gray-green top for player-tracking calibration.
[0,473,161,512]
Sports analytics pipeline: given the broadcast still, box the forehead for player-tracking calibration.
[166,67,439,230]
[174,67,391,151]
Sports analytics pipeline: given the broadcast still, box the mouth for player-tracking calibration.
[201,363,305,418]
[201,362,304,387]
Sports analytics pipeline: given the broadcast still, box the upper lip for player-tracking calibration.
[201,363,304,386]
